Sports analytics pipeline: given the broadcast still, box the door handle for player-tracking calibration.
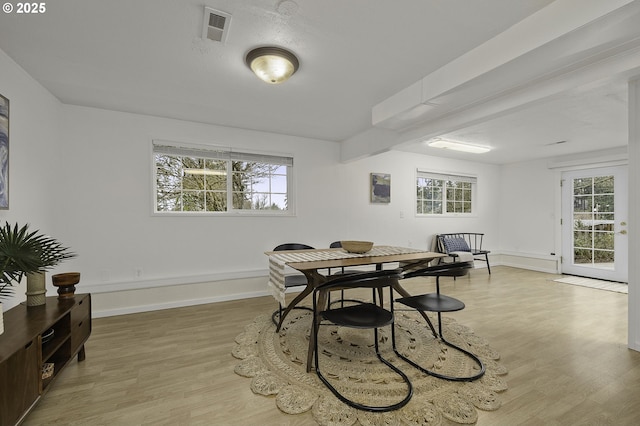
[619,230,628,235]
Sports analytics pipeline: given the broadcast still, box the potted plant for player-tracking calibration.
[0,222,76,328]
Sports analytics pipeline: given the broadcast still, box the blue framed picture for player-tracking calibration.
[0,94,8,209]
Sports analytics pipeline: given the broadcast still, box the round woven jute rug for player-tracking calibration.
[232,309,508,426]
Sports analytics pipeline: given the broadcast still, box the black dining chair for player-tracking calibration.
[328,241,345,268]
[326,241,362,308]
[271,243,315,327]
[310,268,413,412]
[392,261,485,381]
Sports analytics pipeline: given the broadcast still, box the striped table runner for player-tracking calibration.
[267,246,428,304]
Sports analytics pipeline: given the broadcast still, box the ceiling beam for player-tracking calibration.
[341,0,640,162]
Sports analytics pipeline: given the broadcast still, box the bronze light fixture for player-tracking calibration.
[245,46,299,84]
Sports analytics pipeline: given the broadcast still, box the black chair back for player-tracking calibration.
[274,243,314,251]
[317,268,402,293]
[271,243,315,329]
[403,261,473,280]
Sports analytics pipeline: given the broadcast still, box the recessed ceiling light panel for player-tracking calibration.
[427,138,491,154]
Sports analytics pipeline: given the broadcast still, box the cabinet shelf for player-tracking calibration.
[41,328,70,361]
[0,294,91,426]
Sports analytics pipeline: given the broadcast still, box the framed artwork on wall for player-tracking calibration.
[0,94,8,210]
[370,172,390,203]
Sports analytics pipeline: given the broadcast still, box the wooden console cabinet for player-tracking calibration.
[0,294,91,426]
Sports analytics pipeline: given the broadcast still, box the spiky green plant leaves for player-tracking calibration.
[0,222,76,299]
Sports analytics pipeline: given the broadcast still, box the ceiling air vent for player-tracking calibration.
[202,7,231,43]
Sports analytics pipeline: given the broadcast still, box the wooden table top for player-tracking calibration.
[264,247,445,271]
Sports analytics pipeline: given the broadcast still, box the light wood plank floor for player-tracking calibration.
[23,266,640,425]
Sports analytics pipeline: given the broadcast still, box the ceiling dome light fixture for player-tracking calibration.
[245,46,299,84]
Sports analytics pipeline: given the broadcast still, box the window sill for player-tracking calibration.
[152,211,295,217]
[416,213,478,218]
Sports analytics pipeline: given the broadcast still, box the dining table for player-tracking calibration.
[264,245,446,370]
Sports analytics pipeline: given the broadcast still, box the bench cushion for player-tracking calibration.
[442,237,470,253]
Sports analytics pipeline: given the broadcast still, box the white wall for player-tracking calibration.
[498,158,559,271]
[0,49,62,310]
[55,106,345,285]
[627,78,639,351]
[0,46,525,317]
[497,148,630,273]
[52,105,503,315]
[336,151,501,251]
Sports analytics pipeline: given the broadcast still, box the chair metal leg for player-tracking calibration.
[314,324,413,412]
[271,303,312,328]
[391,283,438,338]
[312,284,413,411]
[392,309,485,382]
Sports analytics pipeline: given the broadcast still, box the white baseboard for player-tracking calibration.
[82,269,267,294]
[88,253,559,318]
[91,288,270,318]
[494,251,559,274]
[88,271,271,318]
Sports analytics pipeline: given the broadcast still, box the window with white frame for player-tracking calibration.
[416,170,476,215]
[153,142,293,215]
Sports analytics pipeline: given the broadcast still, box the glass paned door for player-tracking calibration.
[561,166,628,282]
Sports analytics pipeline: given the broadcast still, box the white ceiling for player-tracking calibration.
[397,80,630,164]
[0,0,638,164]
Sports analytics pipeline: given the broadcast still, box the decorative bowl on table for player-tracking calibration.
[340,240,374,254]
[52,272,81,299]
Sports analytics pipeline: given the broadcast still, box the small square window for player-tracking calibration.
[416,171,476,216]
